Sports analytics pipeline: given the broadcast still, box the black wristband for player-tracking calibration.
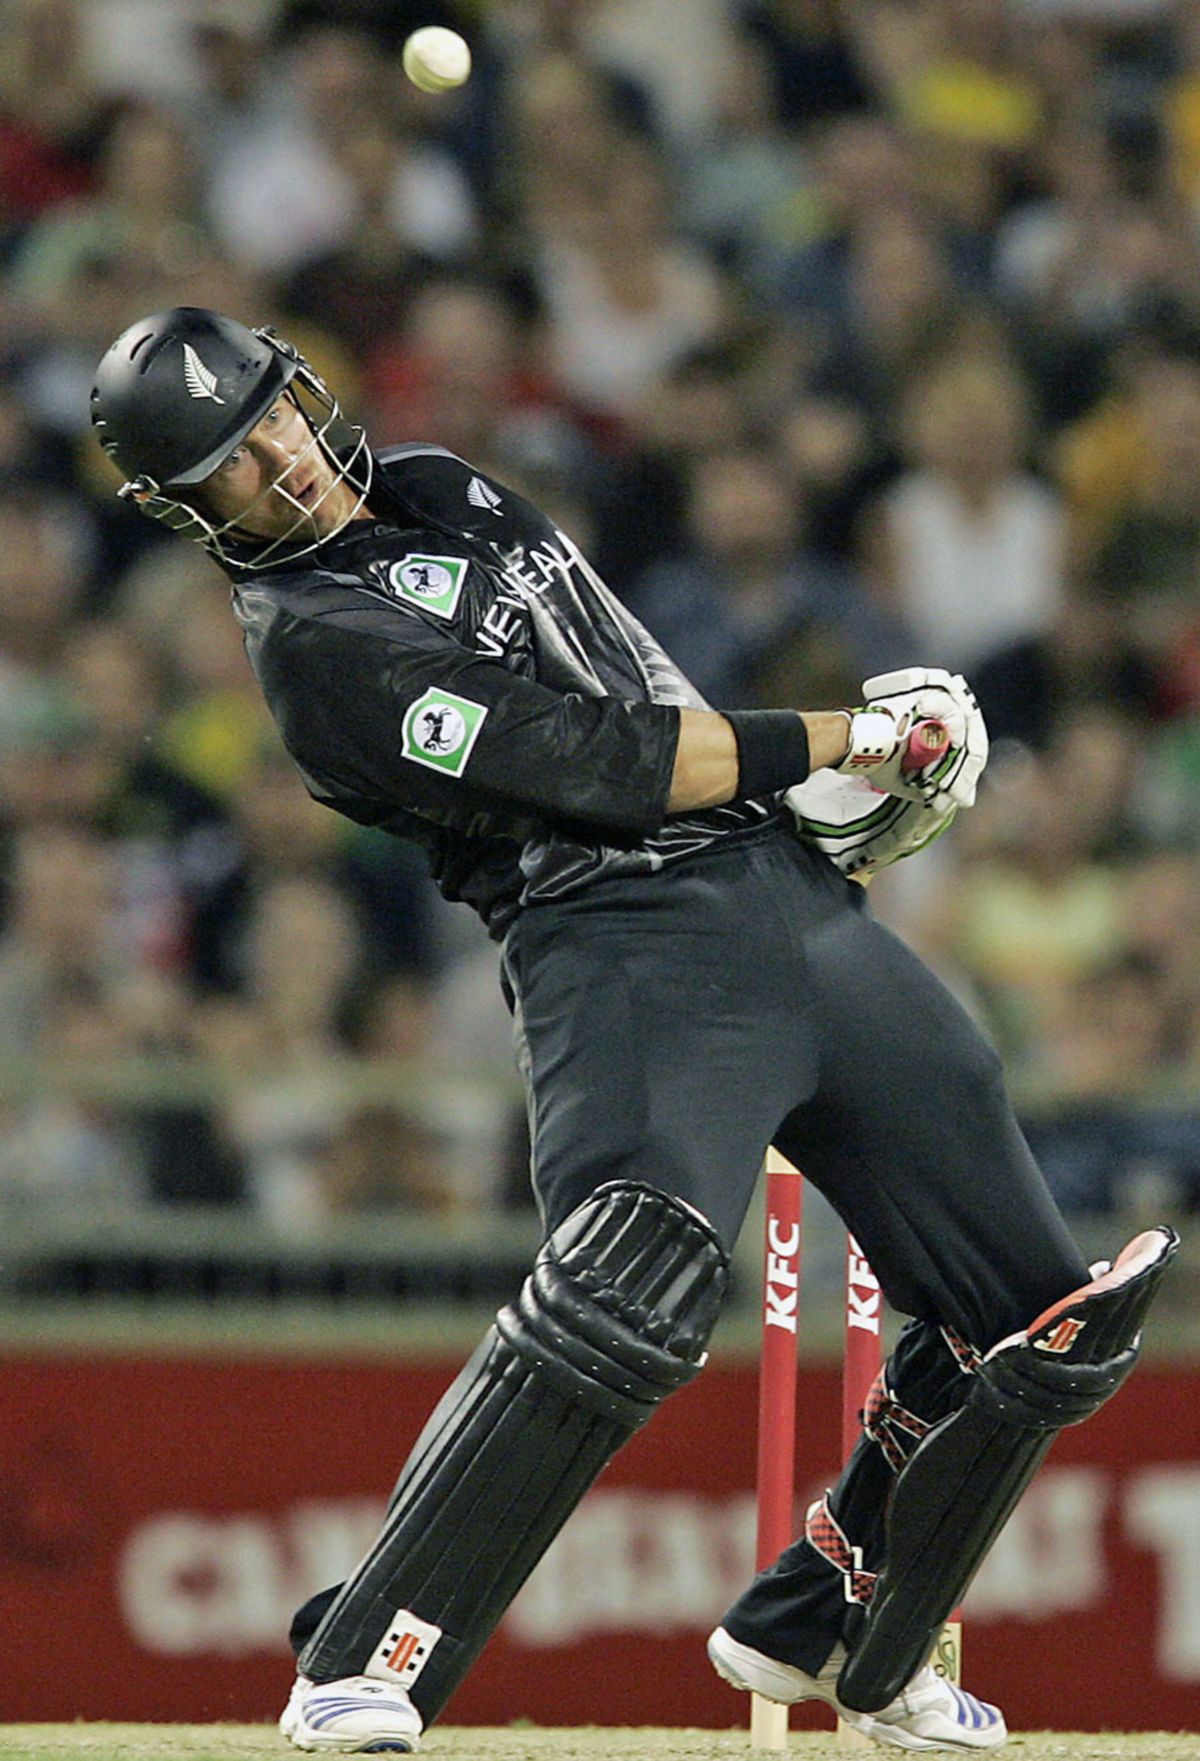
[724,710,811,799]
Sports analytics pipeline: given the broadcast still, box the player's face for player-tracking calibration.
[198,395,357,540]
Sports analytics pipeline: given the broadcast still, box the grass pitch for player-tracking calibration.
[0,1731,1194,1761]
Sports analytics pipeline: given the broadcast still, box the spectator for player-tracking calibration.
[584,0,735,145]
[592,339,764,591]
[7,101,237,440]
[279,118,456,355]
[970,578,1154,750]
[919,708,1140,1071]
[188,735,436,995]
[779,392,891,565]
[525,116,725,419]
[0,974,143,1211]
[807,208,971,423]
[195,873,375,1226]
[63,621,226,832]
[206,25,474,276]
[487,0,662,147]
[325,974,458,1216]
[0,0,104,240]
[9,102,209,317]
[178,11,279,179]
[0,482,95,683]
[364,276,575,475]
[633,445,906,709]
[679,31,817,297]
[0,824,129,1060]
[154,574,278,802]
[0,822,228,1214]
[62,620,232,963]
[775,114,919,326]
[740,0,874,129]
[891,0,1044,154]
[1165,1,1200,201]
[859,350,1066,670]
[1139,718,1200,847]
[1089,350,1200,596]
[1023,952,1200,1217]
[995,118,1121,316]
[507,49,633,243]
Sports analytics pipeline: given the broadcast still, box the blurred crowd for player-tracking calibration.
[4,0,1200,1227]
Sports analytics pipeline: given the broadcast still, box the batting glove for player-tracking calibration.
[787,769,957,878]
[837,667,988,809]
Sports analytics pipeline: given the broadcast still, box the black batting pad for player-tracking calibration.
[837,1226,1178,1713]
[297,1181,728,1721]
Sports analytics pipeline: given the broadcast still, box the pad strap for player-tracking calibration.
[805,1493,876,1606]
[864,1329,980,1475]
[863,1373,932,1474]
[941,1325,982,1374]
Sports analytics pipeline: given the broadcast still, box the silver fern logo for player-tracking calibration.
[467,475,502,514]
[182,343,225,404]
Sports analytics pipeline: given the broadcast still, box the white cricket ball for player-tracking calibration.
[402,26,472,94]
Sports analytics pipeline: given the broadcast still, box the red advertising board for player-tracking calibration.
[2,1349,1198,1732]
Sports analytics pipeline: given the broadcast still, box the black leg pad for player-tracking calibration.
[837,1226,1178,1713]
[296,1181,728,1722]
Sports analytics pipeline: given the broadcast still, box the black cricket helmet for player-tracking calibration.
[90,307,372,570]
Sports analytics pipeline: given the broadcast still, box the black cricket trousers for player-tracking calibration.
[503,821,1089,1672]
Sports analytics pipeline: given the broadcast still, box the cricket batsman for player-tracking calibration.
[90,310,1177,1753]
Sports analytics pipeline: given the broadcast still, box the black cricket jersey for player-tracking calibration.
[230,444,781,935]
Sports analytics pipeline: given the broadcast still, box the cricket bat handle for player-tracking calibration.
[900,717,950,773]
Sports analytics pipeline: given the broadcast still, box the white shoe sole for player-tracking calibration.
[707,1627,848,1712]
[283,1719,418,1754]
[279,1679,421,1754]
[861,1692,1008,1756]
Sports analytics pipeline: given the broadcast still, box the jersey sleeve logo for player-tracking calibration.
[401,688,488,777]
[387,554,468,619]
[467,475,503,514]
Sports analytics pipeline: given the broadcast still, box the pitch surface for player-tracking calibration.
[0,1731,1194,1760]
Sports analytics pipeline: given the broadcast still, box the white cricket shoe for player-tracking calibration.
[708,1625,845,1712]
[279,1673,423,1753]
[864,1666,1007,1752]
[707,1626,1006,1752]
